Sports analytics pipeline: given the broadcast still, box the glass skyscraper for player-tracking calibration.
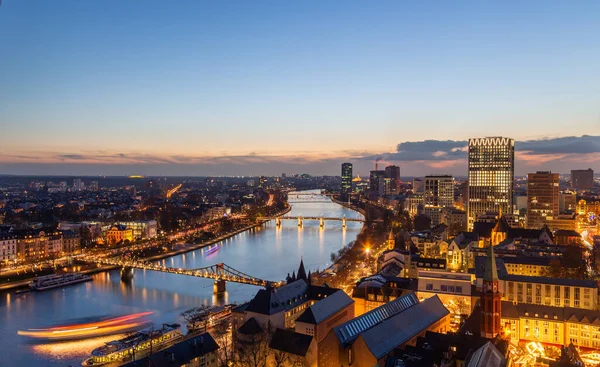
[467,137,515,229]
[341,163,353,199]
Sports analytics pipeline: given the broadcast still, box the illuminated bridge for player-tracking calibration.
[258,215,365,228]
[91,258,280,293]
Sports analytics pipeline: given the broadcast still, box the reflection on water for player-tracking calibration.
[31,334,127,361]
[1,190,363,366]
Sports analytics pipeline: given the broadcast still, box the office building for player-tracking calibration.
[413,178,424,193]
[560,190,577,212]
[341,163,353,199]
[467,137,515,229]
[384,165,401,195]
[424,175,454,208]
[527,171,559,229]
[571,169,594,190]
[369,170,385,195]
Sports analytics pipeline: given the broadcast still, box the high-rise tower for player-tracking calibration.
[527,171,559,229]
[468,137,515,229]
[341,163,353,200]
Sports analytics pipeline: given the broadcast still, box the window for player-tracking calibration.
[535,284,541,304]
[564,287,571,307]
[584,288,591,308]
[426,284,433,291]
[507,282,514,301]
[517,283,524,303]
[455,286,463,294]
[526,284,533,303]
[555,286,561,307]
[441,285,448,292]
[545,285,551,305]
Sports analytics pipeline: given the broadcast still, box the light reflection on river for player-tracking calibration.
[0,190,363,366]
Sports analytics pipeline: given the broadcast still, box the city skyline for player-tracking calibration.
[0,135,598,176]
[1,1,600,176]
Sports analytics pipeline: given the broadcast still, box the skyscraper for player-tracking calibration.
[527,171,559,229]
[424,175,454,208]
[571,169,594,190]
[384,165,401,195]
[369,170,385,195]
[468,137,515,229]
[341,163,353,199]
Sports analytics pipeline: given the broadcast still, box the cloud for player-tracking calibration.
[519,135,600,155]
[362,135,600,163]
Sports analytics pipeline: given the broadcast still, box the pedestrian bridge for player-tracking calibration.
[91,258,280,293]
[258,215,365,228]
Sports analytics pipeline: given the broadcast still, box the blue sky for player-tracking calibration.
[0,0,599,176]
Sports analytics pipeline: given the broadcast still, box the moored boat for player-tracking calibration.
[82,323,182,366]
[186,304,233,332]
[29,273,92,291]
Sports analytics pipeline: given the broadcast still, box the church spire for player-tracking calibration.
[297,258,307,281]
[484,244,498,282]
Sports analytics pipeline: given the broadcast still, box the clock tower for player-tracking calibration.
[481,244,502,338]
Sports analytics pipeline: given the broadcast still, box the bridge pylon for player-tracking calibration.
[342,217,347,228]
[320,217,324,228]
[298,217,303,227]
[276,217,281,227]
[214,279,226,294]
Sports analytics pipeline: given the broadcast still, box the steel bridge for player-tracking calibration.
[92,258,280,293]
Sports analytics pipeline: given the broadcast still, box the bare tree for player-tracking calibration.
[235,331,268,367]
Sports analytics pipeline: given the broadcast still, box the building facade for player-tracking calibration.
[527,171,559,229]
[467,137,515,229]
[369,170,385,196]
[424,175,454,208]
[384,165,401,195]
[341,163,353,199]
[571,169,594,190]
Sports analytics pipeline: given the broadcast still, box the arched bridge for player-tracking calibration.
[92,258,281,293]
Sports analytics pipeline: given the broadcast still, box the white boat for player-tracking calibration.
[29,273,92,291]
[83,323,182,366]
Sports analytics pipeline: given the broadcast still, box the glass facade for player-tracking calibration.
[467,137,515,229]
[341,163,353,197]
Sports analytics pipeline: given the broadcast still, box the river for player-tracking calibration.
[0,190,363,366]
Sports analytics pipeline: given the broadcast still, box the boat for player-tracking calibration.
[83,323,182,366]
[186,304,233,332]
[29,273,92,291]
[204,245,219,255]
[17,311,153,341]
[15,288,31,295]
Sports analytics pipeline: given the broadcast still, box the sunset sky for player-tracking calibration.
[1,1,599,176]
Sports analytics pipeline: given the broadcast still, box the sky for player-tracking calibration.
[0,0,599,176]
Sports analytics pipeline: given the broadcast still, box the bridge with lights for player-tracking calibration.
[258,215,365,228]
[91,258,280,293]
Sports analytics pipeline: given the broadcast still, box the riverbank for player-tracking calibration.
[330,196,367,216]
[1,205,293,292]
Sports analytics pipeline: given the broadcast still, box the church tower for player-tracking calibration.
[481,244,502,338]
[387,231,395,250]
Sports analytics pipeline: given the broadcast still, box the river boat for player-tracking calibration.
[204,245,219,255]
[187,304,233,332]
[17,312,153,341]
[29,273,92,291]
[82,323,182,366]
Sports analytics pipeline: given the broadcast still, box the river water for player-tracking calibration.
[0,190,363,366]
